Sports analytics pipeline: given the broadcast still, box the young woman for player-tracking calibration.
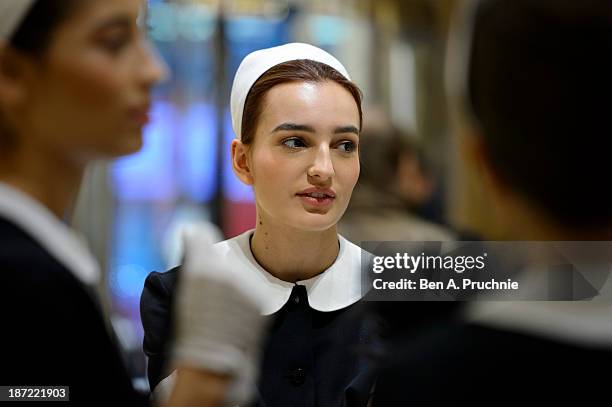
[0,1,265,405]
[141,43,376,407]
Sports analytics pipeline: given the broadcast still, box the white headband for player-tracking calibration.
[230,42,351,140]
[0,0,36,42]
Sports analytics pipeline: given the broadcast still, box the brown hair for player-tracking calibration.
[1,0,79,150]
[240,59,363,145]
[10,0,80,56]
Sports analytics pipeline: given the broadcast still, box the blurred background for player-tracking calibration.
[70,0,492,388]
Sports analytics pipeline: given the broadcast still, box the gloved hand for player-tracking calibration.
[172,231,267,406]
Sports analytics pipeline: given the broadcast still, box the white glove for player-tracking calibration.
[172,231,267,406]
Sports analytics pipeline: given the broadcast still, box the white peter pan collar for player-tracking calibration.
[0,182,100,285]
[212,229,365,315]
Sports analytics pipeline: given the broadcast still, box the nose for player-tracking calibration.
[138,40,170,89]
[307,145,335,183]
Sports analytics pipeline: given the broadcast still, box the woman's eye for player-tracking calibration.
[102,37,129,53]
[97,30,132,53]
[338,141,357,153]
[282,137,307,149]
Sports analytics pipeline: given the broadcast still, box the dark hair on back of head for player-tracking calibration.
[468,0,612,230]
[9,0,78,56]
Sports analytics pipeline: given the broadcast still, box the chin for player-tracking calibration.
[109,132,144,157]
[290,213,339,233]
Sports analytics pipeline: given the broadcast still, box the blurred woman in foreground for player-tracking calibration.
[0,1,265,405]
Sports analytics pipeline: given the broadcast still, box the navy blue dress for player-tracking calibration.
[141,266,377,407]
[0,218,148,405]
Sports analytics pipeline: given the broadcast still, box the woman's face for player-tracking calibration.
[245,80,360,232]
[15,0,165,162]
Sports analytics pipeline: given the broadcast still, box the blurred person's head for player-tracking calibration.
[230,44,362,233]
[357,112,435,210]
[450,0,612,238]
[0,0,166,165]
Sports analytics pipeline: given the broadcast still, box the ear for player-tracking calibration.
[231,139,254,185]
[0,46,33,110]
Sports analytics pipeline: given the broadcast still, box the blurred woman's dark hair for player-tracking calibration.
[1,1,78,149]
[467,0,612,230]
[10,0,78,55]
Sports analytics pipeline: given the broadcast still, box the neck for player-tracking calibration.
[0,144,85,220]
[250,210,340,283]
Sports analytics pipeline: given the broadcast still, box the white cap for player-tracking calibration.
[0,0,36,42]
[230,42,351,140]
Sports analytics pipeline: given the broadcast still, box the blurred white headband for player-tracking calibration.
[230,42,351,140]
[0,0,36,42]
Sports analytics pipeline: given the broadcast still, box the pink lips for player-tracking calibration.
[129,105,151,126]
[296,188,336,208]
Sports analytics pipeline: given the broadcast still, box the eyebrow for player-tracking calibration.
[272,123,359,135]
[93,16,133,32]
[334,125,360,135]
